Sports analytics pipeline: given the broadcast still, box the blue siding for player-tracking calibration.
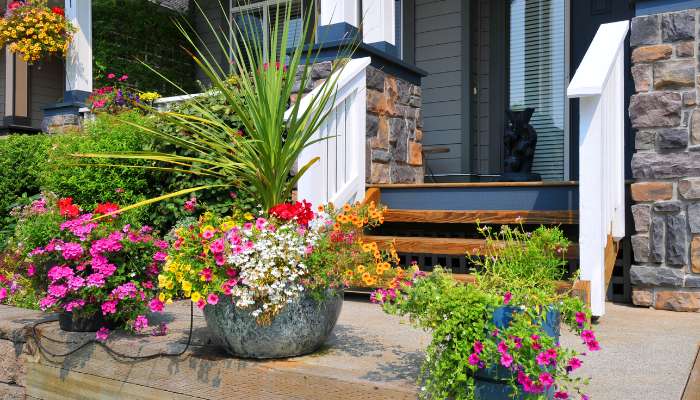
[636,0,700,15]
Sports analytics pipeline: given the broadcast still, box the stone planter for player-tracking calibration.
[58,311,115,332]
[473,306,560,400]
[203,289,343,359]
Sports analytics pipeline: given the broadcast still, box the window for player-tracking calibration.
[508,0,567,181]
[230,0,309,62]
[395,0,403,58]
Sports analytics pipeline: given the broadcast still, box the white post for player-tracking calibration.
[320,0,359,28]
[361,0,395,47]
[65,0,92,102]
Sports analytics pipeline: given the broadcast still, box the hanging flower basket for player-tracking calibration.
[0,0,76,64]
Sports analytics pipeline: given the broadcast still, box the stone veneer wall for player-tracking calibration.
[629,9,700,312]
[292,61,424,184]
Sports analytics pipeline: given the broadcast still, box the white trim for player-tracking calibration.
[361,0,395,45]
[563,0,570,180]
[65,0,92,94]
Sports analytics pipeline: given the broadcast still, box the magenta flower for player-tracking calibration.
[67,275,85,290]
[503,291,512,305]
[554,391,569,399]
[196,298,206,310]
[207,293,219,305]
[0,287,6,301]
[199,268,213,282]
[202,229,215,240]
[149,298,164,312]
[497,341,509,355]
[581,330,595,342]
[153,251,167,262]
[39,296,57,310]
[154,240,168,250]
[209,239,225,254]
[575,311,586,326]
[133,315,149,332]
[26,264,35,277]
[151,323,168,337]
[586,340,600,351]
[539,372,554,388]
[63,299,85,312]
[86,273,105,288]
[184,197,197,213]
[567,357,582,371]
[107,73,116,79]
[468,353,480,366]
[47,265,73,282]
[536,351,549,366]
[118,74,128,81]
[48,284,68,298]
[96,327,110,341]
[101,300,118,315]
[513,336,523,349]
[473,340,484,354]
[255,217,267,230]
[500,353,513,368]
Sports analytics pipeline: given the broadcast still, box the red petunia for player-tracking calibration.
[58,197,80,218]
[269,200,314,226]
[7,2,22,12]
[51,6,64,16]
[94,202,120,216]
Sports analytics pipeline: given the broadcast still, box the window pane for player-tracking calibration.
[271,1,304,57]
[509,0,566,181]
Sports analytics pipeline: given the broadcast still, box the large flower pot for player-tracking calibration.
[58,311,115,332]
[473,306,560,400]
[203,289,343,359]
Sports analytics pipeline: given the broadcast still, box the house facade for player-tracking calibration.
[6,0,700,313]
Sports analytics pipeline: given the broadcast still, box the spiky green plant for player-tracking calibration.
[78,1,355,212]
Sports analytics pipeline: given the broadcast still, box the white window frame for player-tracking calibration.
[229,0,307,64]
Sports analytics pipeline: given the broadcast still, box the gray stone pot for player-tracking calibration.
[203,289,343,359]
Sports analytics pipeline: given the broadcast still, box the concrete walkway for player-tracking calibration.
[560,302,700,400]
[1,299,698,399]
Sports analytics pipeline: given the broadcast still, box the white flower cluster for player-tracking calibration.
[227,219,321,317]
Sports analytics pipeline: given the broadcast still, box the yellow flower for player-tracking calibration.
[356,265,366,274]
[182,280,192,292]
[243,212,254,221]
[158,293,166,302]
[220,220,235,231]
[191,292,202,303]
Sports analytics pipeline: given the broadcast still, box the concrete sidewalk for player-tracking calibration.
[560,302,700,400]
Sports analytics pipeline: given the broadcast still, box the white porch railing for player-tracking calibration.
[567,21,629,317]
[292,57,371,207]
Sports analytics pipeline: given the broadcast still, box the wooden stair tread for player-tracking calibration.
[383,209,578,225]
[363,235,579,258]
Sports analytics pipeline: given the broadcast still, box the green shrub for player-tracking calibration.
[39,111,157,224]
[0,134,51,247]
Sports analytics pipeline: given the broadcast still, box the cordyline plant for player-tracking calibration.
[77,0,356,212]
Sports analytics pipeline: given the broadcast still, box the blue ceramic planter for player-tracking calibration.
[473,306,560,400]
[203,289,343,359]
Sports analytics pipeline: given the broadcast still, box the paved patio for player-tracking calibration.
[0,297,698,399]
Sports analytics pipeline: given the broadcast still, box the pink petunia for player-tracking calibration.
[468,353,480,366]
[199,268,213,282]
[575,311,587,326]
[196,298,206,310]
[96,327,110,341]
[153,252,167,262]
[133,315,149,332]
[149,298,164,312]
[567,357,583,371]
[255,217,267,230]
[107,73,116,79]
[554,391,569,399]
[503,291,512,305]
[539,372,554,388]
[26,264,35,277]
[497,341,509,355]
[581,330,596,343]
[586,340,600,352]
[500,353,513,368]
[0,287,6,302]
[473,341,483,354]
[209,239,225,254]
[536,351,549,366]
[101,300,118,315]
[207,293,219,305]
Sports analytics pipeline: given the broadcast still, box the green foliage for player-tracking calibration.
[470,225,571,304]
[0,135,52,248]
[81,2,356,212]
[39,112,156,224]
[92,0,196,94]
[379,226,595,400]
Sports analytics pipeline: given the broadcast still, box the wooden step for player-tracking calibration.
[383,210,578,225]
[363,235,579,259]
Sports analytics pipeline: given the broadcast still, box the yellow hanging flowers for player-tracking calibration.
[0,1,76,64]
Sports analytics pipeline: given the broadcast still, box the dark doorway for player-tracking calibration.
[569,0,635,181]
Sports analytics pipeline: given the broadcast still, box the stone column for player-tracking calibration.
[629,9,700,312]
